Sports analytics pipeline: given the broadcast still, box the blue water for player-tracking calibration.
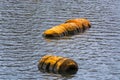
[0,0,120,80]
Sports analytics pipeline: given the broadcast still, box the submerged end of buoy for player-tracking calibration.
[43,29,53,37]
[42,29,58,38]
[65,64,78,74]
[58,59,78,75]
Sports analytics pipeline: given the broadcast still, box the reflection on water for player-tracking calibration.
[0,0,120,80]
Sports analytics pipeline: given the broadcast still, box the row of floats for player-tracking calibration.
[38,18,91,75]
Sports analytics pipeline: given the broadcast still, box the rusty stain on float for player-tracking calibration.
[43,18,91,38]
[38,55,78,75]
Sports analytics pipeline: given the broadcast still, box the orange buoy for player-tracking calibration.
[38,55,78,75]
[43,18,91,38]
[65,18,91,31]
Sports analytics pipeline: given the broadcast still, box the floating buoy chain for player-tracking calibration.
[43,18,91,38]
[38,55,78,75]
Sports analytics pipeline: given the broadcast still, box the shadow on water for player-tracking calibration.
[39,72,76,80]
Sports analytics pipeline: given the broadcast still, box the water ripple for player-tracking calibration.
[0,0,120,80]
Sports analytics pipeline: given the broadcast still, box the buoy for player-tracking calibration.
[43,18,91,38]
[38,55,78,75]
[65,18,91,31]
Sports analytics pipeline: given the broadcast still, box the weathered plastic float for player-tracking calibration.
[43,18,91,38]
[38,55,78,75]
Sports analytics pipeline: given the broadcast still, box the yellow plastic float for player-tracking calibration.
[38,55,78,75]
[43,18,91,38]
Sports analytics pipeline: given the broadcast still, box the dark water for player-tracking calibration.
[0,0,120,80]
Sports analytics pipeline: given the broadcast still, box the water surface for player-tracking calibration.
[0,0,120,80]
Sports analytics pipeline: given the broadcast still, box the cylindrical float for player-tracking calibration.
[43,18,91,38]
[38,55,78,75]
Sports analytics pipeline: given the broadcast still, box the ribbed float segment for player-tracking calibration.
[43,18,91,38]
[38,55,78,75]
